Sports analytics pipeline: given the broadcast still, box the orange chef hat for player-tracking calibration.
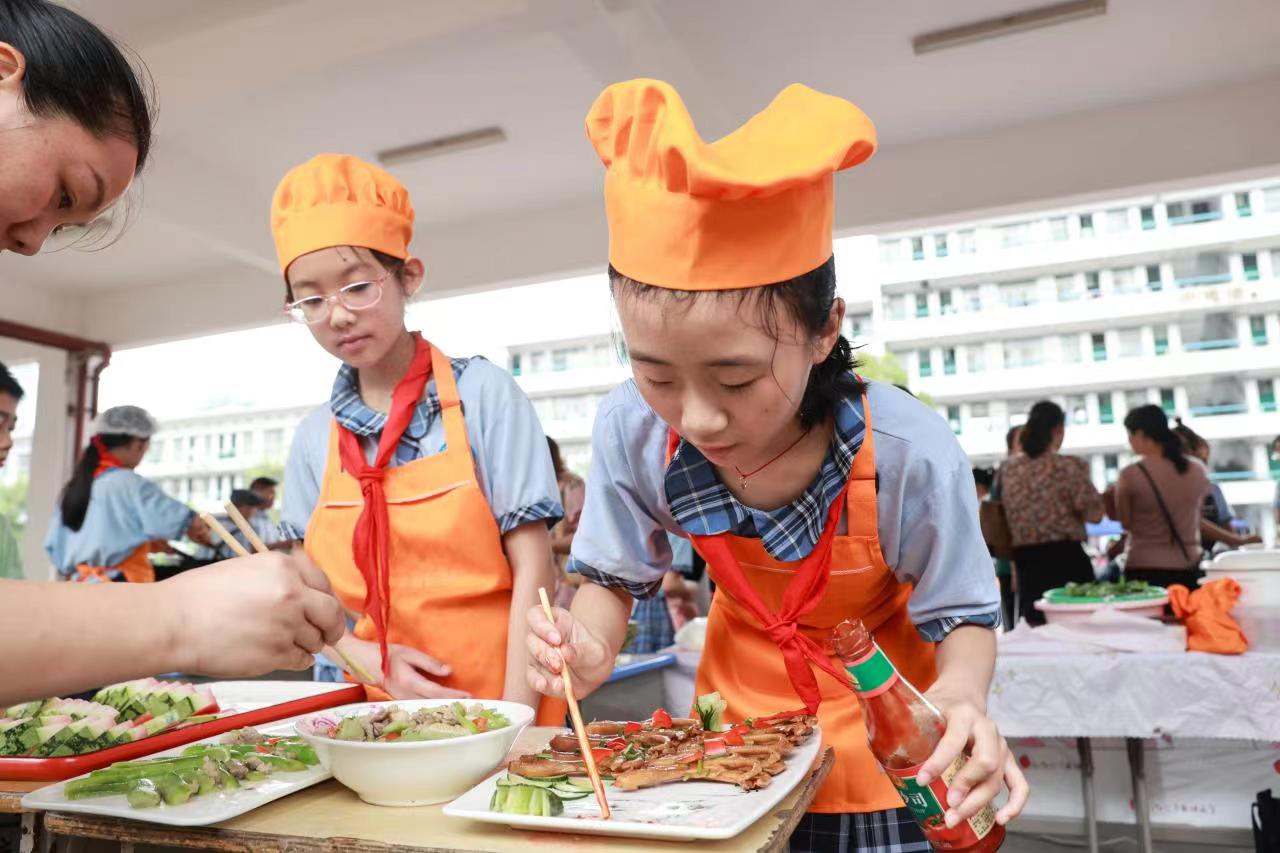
[586,79,876,291]
[270,153,415,276]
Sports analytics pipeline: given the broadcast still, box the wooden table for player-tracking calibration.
[37,727,833,853]
[1,779,50,853]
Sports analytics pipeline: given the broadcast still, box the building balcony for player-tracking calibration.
[1189,402,1249,416]
[1175,272,1233,288]
[1168,211,1224,226]
[1210,469,1255,482]
[1182,338,1239,352]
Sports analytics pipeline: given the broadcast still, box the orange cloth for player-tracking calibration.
[90,436,126,479]
[305,343,566,726]
[1168,578,1247,654]
[672,399,937,813]
[75,542,155,584]
[586,79,876,291]
[271,154,414,275]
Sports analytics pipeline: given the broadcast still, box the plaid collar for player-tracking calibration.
[329,356,471,466]
[664,391,866,562]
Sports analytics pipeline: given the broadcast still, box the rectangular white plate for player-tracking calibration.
[22,721,330,827]
[443,727,822,842]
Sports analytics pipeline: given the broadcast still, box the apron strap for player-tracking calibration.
[844,390,878,539]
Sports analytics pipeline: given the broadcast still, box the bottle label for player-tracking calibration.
[844,644,899,698]
[886,757,998,850]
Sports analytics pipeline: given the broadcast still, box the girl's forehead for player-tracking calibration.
[287,247,380,288]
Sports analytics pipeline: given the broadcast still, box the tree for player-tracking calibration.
[0,474,28,537]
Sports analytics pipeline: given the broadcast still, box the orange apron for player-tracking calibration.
[305,343,565,725]
[684,398,937,813]
[75,542,156,583]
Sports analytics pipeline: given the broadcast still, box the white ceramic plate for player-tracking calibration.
[22,721,330,827]
[443,726,822,842]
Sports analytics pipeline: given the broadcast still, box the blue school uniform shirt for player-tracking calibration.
[566,379,1000,642]
[45,468,195,575]
[283,355,562,539]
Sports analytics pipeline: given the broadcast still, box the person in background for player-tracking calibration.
[989,425,1022,629]
[44,406,213,583]
[1001,401,1104,625]
[973,466,994,500]
[547,437,585,609]
[1170,418,1262,553]
[247,476,289,550]
[1271,435,1280,532]
[0,363,24,579]
[210,488,266,559]
[0,0,344,705]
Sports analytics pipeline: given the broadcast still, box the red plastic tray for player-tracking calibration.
[0,684,364,782]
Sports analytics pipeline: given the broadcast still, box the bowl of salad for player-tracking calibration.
[1036,580,1169,624]
[296,700,534,806]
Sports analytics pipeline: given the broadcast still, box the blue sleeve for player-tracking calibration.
[566,384,674,600]
[131,477,195,542]
[282,406,329,541]
[462,361,563,534]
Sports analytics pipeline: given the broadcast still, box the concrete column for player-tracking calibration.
[22,349,71,581]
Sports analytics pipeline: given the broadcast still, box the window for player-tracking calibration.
[962,287,982,312]
[1079,213,1094,238]
[1103,454,1120,485]
[918,350,933,378]
[1167,199,1220,225]
[1098,393,1115,425]
[1160,388,1176,415]
[1125,390,1149,412]
[218,433,237,459]
[1049,217,1069,241]
[1085,272,1101,299]
[1154,327,1169,355]
[1265,185,1280,214]
[1060,335,1083,363]
[529,351,546,373]
[1261,379,1277,413]
[1003,338,1045,369]
[1251,315,1268,346]
[915,293,929,318]
[999,280,1038,308]
[1092,333,1107,362]
[1112,267,1141,295]
[971,402,990,418]
[1104,208,1129,233]
[943,348,956,376]
[146,440,164,465]
[1243,253,1260,281]
[885,294,907,321]
[1056,274,1081,302]
[263,428,284,458]
[1067,395,1088,425]
[1236,191,1252,218]
[1146,264,1163,291]
[880,239,905,263]
[996,222,1032,248]
[911,237,925,260]
[946,406,961,433]
[551,350,568,371]
[956,230,976,254]
[967,345,987,373]
[1140,206,1156,230]
[508,353,522,376]
[847,313,872,339]
[1118,329,1143,358]
[939,290,954,315]
[933,234,949,258]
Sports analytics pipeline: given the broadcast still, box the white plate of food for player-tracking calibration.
[443,697,823,842]
[22,722,330,826]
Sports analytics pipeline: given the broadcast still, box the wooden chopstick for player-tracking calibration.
[223,500,269,554]
[537,586,610,819]
[212,508,378,687]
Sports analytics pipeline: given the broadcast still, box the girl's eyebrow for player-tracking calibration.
[629,350,765,368]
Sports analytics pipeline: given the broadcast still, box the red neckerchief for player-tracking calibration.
[336,333,433,679]
[91,436,127,479]
[668,430,853,715]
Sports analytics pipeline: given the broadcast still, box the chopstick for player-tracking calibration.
[537,586,610,820]
[211,508,378,687]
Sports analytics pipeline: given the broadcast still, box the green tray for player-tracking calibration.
[1044,586,1167,604]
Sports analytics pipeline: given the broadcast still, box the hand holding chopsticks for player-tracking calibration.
[206,505,377,687]
[537,586,611,819]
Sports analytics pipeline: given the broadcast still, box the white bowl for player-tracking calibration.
[295,699,534,806]
[1034,595,1168,624]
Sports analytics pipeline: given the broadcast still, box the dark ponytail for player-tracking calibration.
[1019,400,1065,458]
[1124,404,1189,474]
[609,256,864,430]
[1171,416,1207,457]
[59,433,131,531]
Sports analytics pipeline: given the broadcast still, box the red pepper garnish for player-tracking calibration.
[607,738,627,751]
[254,744,271,754]
[623,721,643,734]
[675,750,703,764]
[383,732,401,741]
[651,708,673,729]
[590,747,614,763]
[731,724,750,735]
[724,730,745,746]
[704,739,727,756]
[472,717,489,733]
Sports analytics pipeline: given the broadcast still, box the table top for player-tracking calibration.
[0,780,43,815]
[989,649,1280,740]
[34,726,834,852]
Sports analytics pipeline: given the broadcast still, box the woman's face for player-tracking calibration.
[286,247,423,370]
[616,287,840,469]
[0,47,137,255]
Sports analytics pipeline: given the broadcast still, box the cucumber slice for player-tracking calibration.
[549,786,590,801]
[562,776,597,792]
[503,773,565,788]
[505,785,534,815]
[541,789,564,817]
[489,786,509,812]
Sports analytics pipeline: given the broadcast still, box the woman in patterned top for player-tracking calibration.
[1001,401,1105,625]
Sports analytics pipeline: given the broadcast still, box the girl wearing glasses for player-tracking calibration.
[524,81,1027,851]
[274,154,564,722]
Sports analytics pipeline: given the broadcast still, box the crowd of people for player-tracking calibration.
[979,399,1266,627]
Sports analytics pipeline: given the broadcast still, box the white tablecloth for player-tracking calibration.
[988,651,1280,740]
